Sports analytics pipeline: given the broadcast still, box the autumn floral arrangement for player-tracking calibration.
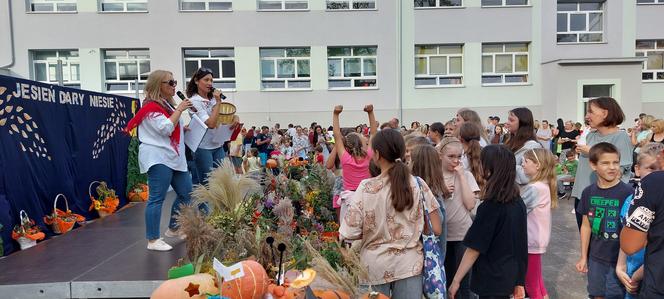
[12,210,45,250]
[169,159,373,298]
[88,181,120,217]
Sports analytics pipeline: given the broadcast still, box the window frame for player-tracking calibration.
[31,50,81,88]
[327,46,378,90]
[414,44,464,88]
[480,0,530,7]
[102,49,151,94]
[260,47,312,91]
[257,0,309,11]
[481,43,530,86]
[636,40,664,82]
[99,0,148,13]
[413,0,463,9]
[26,0,77,13]
[556,1,604,44]
[636,0,664,4]
[183,48,237,90]
[179,0,233,11]
[326,0,377,11]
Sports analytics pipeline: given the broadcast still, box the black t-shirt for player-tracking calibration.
[558,129,580,150]
[625,171,664,297]
[255,133,270,153]
[578,182,633,264]
[463,198,527,296]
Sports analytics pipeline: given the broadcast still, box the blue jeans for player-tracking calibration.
[195,147,225,185]
[587,257,625,299]
[146,164,192,240]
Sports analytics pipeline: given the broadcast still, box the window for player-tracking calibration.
[100,0,148,12]
[481,0,528,6]
[636,40,664,81]
[31,50,80,88]
[557,1,603,43]
[481,43,529,85]
[28,0,76,12]
[582,84,612,115]
[414,45,463,87]
[327,0,376,10]
[103,49,150,93]
[327,46,377,89]
[414,0,462,8]
[260,48,310,90]
[258,0,308,10]
[637,0,664,4]
[183,48,236,89]
[180,0,232,10]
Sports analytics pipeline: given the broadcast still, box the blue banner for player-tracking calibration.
[0,75,134,255]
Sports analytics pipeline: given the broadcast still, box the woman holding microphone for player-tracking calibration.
[185,67,239,184]
[124,70,193,251]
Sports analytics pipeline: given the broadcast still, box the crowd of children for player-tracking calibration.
[211,96,663,299]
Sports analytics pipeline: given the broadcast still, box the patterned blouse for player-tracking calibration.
[339,174,440,285]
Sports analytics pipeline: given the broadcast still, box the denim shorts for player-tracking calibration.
[587,257,625,299]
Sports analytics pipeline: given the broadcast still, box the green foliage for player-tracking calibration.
[125,137,147,194]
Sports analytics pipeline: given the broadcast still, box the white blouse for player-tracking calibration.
[189,94,234,150]
[138,112,187,173]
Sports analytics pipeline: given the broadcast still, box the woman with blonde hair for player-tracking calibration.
[646,119,664,145]
[124,70,193,251]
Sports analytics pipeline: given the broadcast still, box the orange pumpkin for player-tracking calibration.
[361,291,390,299]
[313,290,351,299]
[266,159,278,169]
[220,260,269,299]
[150,273,219,299]
[128,183,149,202]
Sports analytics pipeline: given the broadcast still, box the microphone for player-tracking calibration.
[176,91,197,112]
[210,87,227,100]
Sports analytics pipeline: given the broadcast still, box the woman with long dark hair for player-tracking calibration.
[504,107,543,186]
[124,70,193,251]
[448,145,528,299]
[184,67,239,184]
[340,129,442,298]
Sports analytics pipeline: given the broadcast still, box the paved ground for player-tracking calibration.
[542,197,588,299]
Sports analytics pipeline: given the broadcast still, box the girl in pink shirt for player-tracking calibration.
[332,104,377,221]
[521,148,558,299]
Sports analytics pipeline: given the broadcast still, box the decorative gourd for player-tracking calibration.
[266,159,278,169]
[128,183,149,202]
[289,269,316,289]
[360,291,390,299]
[150,273,218,299]
[220,260,268,299]
[313,290,351,299]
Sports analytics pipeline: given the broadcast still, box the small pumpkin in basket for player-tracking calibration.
[128,183,149,202]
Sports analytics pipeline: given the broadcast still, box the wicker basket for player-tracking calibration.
[16,211,37,250]
[44,194,84,234]
[217,102,237,125]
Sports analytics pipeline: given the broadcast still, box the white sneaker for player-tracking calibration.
[147,238,173,251]
[164,228,187,239]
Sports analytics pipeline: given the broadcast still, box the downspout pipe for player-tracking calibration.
[0,0,15,69]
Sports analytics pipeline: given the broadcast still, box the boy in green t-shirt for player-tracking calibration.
[557,150,578,196]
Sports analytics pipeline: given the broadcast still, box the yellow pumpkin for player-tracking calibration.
[150,273,218,299]
[289,269,316,289]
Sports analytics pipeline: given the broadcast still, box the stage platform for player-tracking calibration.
[0,197,186,299]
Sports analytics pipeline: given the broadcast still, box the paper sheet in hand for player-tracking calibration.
[184,114,207,152]
[213,258,245,282]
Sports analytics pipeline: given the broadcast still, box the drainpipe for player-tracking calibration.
[396,0,403,122]
[0,0,15,69]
